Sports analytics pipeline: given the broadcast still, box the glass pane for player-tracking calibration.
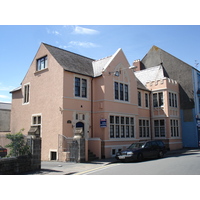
[115,116,119,124]
[121,117,124,124]
[121,125,125,137]
[120,83,124,100]
[82,79,87,98]
[159,92,163,106]
[153,93,158,107]
[110,116,114,124]
[115,82,119,100]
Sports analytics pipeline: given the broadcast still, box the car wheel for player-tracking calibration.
[158,151,164,158]
[137,153,143,162]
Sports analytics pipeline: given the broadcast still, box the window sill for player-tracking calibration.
[34,68,49,75]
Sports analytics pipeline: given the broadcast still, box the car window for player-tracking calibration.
[157,141,164,147]
[145,142,152,148]
[128,143,145,149]
[151,141,157,147]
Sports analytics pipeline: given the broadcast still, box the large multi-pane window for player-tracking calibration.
[114,82,129,101]
[139,119,150,137]
[23,84,30,104]
[170,119,179,137]
[154,119,165,137]
[153,92,163,107]
[36,56,47,71]
[75,77,87,98]
[169,92,177,108]
[110,115,134,138]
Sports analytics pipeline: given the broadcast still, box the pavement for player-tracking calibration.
[24,148,200,175]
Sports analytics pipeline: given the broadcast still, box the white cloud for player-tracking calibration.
[69,41,99,48]
[46,28,61,36]
[73,26,99,35]
[0,94,10,99]
[0,84,14,91]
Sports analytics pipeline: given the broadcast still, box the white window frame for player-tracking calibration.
[169,92,178,108]
[36,55,48,71]
[109,115,134,139]
[154,119,166,137]
[153,92,164,108]
[114,81,129,102]
[74,76,88,99]
[139,119,150,138]
[23,83,30,105]
[170,119,179,137]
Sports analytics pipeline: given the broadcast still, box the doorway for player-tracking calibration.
[76,122,84,136]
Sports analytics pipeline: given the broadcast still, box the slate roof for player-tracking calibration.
[141,45,195,109]
[43,43,95,77]
[92,56,112,77]
[134,65,165,85]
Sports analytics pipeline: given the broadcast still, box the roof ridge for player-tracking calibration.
[94,55,112,62]
[42,43,95,61]
[150,45,194,69]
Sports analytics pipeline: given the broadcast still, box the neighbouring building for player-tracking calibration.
[138,45,200,148]
[0,102,11,133]
[10,43,182,161]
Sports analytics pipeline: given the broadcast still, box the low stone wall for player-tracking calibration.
[0,134,41,175]
[0,155,32,175]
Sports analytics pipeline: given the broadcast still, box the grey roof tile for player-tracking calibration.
[43,43,95,77]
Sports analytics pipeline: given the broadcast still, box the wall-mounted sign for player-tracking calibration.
[100,119,107,128]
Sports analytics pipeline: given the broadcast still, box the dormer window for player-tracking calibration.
[37,56,47,71]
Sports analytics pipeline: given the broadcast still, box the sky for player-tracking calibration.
[0,25,200,103]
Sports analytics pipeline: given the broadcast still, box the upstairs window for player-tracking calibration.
[37,56,47,71]
[145,93,149,108]
[138,91,141,106]
[75,77,87,98]
[23,84,30,104]
[169,92,177,108]
[153,92,163,107]
[114,82,129,102]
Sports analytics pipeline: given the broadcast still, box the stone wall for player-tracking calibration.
[0,156,31,175]
[0,134,41,175]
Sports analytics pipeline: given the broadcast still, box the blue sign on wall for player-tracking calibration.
[100,119,107,128]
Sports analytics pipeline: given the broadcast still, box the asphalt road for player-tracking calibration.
[80,151,200,175]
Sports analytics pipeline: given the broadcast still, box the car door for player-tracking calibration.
[142,142,154,158]
[151,141,159,158]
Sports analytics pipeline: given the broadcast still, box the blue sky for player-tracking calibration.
[0,25,200,103]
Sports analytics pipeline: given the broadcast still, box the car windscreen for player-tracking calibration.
[128,143,145,149]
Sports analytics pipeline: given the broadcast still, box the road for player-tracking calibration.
[78,150,200,175]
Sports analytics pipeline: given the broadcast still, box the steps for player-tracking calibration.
[88,150,99,161]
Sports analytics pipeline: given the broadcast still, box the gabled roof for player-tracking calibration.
[43,43,95,77]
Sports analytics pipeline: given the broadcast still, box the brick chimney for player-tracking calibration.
[133,59,141,71]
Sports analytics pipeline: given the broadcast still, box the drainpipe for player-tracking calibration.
[91,77,94,138]
[149,90,153,140]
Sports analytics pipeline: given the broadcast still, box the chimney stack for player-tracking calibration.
[133,59,141,71]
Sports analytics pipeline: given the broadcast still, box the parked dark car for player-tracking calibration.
[115,140,167,162]
[0,146,7,158]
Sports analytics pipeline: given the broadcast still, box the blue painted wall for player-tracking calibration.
[181,109,199,148]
